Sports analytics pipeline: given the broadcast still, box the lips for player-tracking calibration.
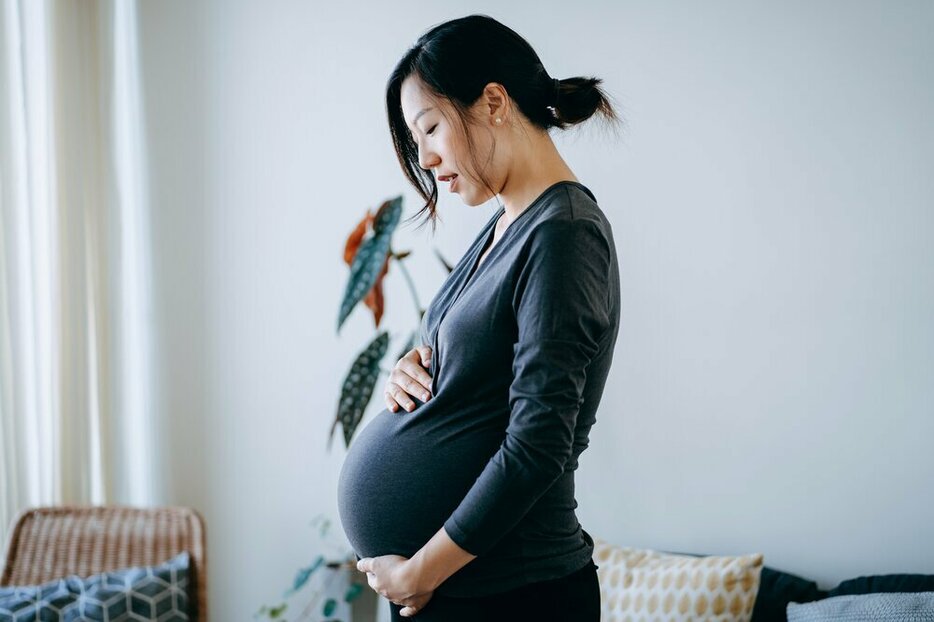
[438,173,459,192]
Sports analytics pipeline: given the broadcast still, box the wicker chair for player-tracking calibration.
[1,505,207,620]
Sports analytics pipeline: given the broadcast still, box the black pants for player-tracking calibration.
[389,559,601,622]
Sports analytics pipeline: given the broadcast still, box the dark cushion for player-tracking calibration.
[0,551,191,621]
[827,574,934,597]
[752,566,826,622]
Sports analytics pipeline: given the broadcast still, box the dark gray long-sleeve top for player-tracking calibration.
[337,180,620,597]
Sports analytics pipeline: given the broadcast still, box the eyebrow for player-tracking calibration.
[409,107,435,130]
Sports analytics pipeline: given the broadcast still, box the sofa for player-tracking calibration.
[593,535,934,621]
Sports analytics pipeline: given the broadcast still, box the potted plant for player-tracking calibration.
[329,195,450,449]
[257,195,450,621]
[254,514,375,622]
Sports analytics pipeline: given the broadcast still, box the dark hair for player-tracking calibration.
[386,14,622,232]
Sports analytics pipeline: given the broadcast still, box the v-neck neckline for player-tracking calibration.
[457,207,503,294]
[428,180,595,372]
[471,212,504,273]
[459,180,592,293]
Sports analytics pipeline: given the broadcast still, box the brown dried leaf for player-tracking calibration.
[362,256,390,327]
[343,210,374,265]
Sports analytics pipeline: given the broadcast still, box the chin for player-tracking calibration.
[459,188,494,207]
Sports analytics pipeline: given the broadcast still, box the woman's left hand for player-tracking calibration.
[356,554,435,617]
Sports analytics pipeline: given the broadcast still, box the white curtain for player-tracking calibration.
[0,0,157,555]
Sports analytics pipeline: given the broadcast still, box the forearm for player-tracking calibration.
[408,525,477,591]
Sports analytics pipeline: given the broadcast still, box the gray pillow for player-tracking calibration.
[0,551,191,621]
[787,591,934,621]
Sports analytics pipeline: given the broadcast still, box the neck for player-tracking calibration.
[496,131,578,223]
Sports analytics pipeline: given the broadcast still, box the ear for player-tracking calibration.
[481,82,509,121]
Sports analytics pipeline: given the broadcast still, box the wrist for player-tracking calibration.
[406,549,443,593]
[405,525,478,593]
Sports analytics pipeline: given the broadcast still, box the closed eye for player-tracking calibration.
[427,124,438,136]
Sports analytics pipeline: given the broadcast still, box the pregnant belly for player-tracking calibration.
[337,399,506,559]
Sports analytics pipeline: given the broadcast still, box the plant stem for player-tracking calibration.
[294,567,345,622]
[392,253,423,322]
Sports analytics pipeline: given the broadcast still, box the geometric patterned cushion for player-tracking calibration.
[593,537,764,622]
[787,592,934,622]
[0,551,190,621]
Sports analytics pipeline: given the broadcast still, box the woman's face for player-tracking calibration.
[400,75,500,207]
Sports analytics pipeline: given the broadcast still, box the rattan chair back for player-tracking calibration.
[1,505,207,620]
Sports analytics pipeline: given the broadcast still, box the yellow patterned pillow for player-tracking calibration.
[593,537,764,622]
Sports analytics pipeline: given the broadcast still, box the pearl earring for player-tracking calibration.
[495,118,502,124]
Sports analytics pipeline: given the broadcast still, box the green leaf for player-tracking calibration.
[268,603,287,619]
[329,331,390,449]
[323,598,338,616]
[371,195,403,235]
[344,582,364,603]
[283,555,324,597]
[337,196,403,332]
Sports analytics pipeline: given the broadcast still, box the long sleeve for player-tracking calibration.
[442,217,612,557]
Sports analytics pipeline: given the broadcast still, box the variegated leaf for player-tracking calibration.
[337,196,403,332]
[329,331,390,449]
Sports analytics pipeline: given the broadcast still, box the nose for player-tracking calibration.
[417,141,440,172]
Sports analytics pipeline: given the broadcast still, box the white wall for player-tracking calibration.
[138,1,934,619]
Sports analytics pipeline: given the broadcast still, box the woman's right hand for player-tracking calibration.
[384,345,433,413]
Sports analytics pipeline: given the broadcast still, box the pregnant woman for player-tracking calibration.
[337,14,622,621]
